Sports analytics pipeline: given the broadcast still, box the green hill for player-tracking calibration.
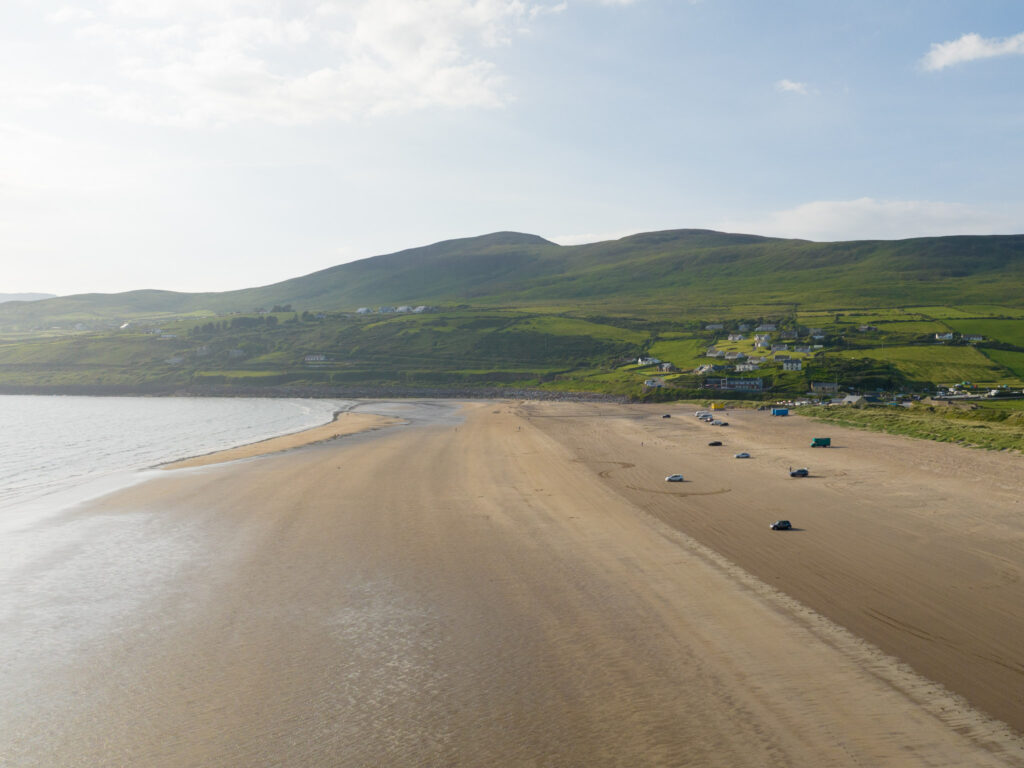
[3,229,1024,398]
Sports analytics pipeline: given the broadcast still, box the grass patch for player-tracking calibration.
[833,344,1007,384]
[798,404,1024,451]
[647,337,706,369]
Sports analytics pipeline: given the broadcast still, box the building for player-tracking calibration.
[728,333,745,341]
[935,332,954,341]
[705,348,725,358]
[782,360,802,371]
[737,323,751,332]
[304,354,327,363]
[356,307,372,314]
[780,330,797,339]
[755,323,777,332]
[964,334,984,342]
[704,377,764,392]
[644,379,665,388]
[811,381,840,394]
[638,356,662,366]
[705,323,725,331]
[735,363,759,372]
[771,344,789,352]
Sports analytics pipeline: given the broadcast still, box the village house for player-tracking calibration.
[771,344,789,352]
[724,351,746,361]
[379,306,396,314]
[754,323,777,332]
[356,307,372,314]
[775,354,791,361]
[963,334,984,342]
[735,363,759,372]
[782,360,802,371]
[780,330,797,340]
[644,379,665,388]
[737,323,751,332]
[728,333,745,341]
[747,356,765,364]
[396,306,413,313]
[638,356,662,365]
[304,354,327,363]
[811,381,840,394]
[659,362,677,372]
[794,345,813,354]
[705,323,725,331]
[704,377,764,392]
[935,332,954,341]
[705,348,725,358]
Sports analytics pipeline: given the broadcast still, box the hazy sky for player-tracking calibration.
[3,0,1023,295]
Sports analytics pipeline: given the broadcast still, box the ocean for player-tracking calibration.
[0,395,351,527]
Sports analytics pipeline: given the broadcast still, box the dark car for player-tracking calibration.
[789,468,809,477]
[662,414,672,418]
[708,440,723,446]
[770,520,792,530]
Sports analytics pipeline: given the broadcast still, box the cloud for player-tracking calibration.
[716,197,1022,241]
[775,79,809,95]
[19,1,576,126]
[921,31,1024,71]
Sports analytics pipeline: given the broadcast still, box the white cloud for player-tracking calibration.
[921,31,1024,71]
[17,0,575,126]
[775,79,809,95]
[716,197,1022,241]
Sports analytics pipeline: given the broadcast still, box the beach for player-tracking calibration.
[4,400,1024,766]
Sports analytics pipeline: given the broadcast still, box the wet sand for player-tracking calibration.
[3,400,1024,766]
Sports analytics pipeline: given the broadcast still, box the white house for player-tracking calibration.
[755,323,777,332]
[304,354,327,363]
[782,360,802,371]
[644,379,665,388]
[356,307,372,314]
[728,333,745,341]
[963,334,983,342]
[705,323,724,331]
[735,363,759,372]
[705,348,725,358]
[935,332,954,341]
[638,356,662,366]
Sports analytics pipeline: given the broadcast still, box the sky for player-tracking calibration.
[2,0,1023,296]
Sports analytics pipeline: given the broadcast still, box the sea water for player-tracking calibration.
[0,395,351,525]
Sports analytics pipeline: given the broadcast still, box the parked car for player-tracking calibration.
[708,440,723,446]
[665,474,685,482]
[734,452,750,459]
[770,520,793,530]
[789,468,809,477]
[662,414,672,418]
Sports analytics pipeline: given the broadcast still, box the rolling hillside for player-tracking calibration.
[3,229,1024,398]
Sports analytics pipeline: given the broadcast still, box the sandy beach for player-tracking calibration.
[4,399,1024,766]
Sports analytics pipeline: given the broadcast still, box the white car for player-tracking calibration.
[665,474,685,482]
[734,452,750,459]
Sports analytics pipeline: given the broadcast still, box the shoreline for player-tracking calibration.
[160,408,406,470]
[6,399,1024,765]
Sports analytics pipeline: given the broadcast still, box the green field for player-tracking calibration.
[980,349,1024,380]
[647,338,706,369]
[944,319,1024,347]
[834,344,1008,384]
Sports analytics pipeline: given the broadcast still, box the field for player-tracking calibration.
[834,344,1010,384]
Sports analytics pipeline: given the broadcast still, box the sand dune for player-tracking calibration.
[4,400,1024,767]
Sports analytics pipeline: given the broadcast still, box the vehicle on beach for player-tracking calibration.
[708,440,723,446]
[665,474,685,482]
[770,520,793,530]
[789,468,809,477]
[811,437,831,447]
[662,414,672,418]
[734,452,750,459]
[694,411,711,418]
[712,420,728,426]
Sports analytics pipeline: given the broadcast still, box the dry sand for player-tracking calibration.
[4,400,1024,767]
[162,409,404,469]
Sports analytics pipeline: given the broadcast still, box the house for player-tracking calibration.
[811,381,840,394]
[705,323,724,331]
[705,348,724,358]
[704,377,764,392]
[755,323,777,332]
[728,333,745,342]
[638,356,662,366]
[659,362,677,372]
[379,306,396,313]
[737,323,751,332]
[724,351,746,361]
[747,356,764,364]
[396,306,413,313]
[754,333,771,342]
[780,330,797,340]
[771,344,789,352]
[644,379,665,388]
[935,332,954,341]
[775,354,791,361]
[412,306,431,313]
[782,360,802,371]
[735,363,759,372]
[794,346,812,354]
[755,339,771,349]
[356,307,372,314]
[304,354,327,363]
[841,394,867,405]
[963,334,984,342]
